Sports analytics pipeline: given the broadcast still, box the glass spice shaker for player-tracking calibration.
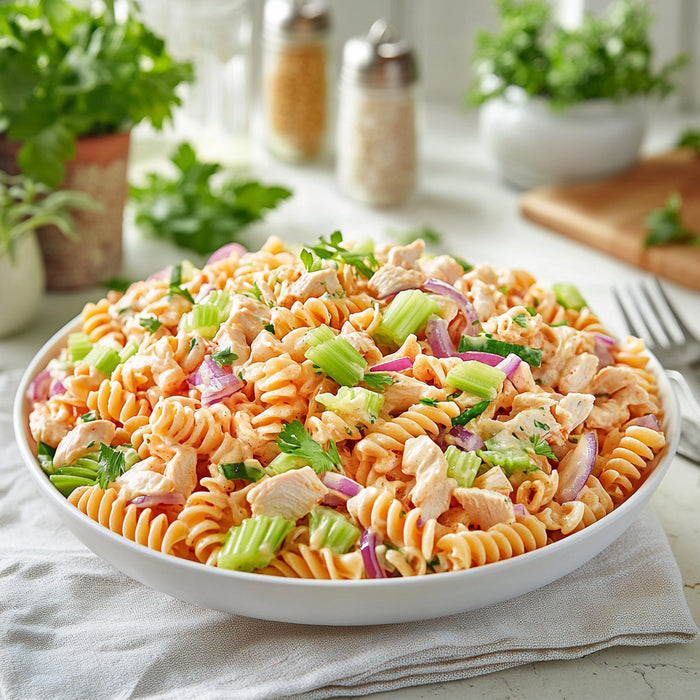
[262,0,331,163]
[336,19,419,207]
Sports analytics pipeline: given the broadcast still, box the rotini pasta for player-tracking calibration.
[26,235,667,579]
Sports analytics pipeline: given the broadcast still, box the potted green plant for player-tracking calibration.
[468,0,685,189]
[0,172,99,336]
[0,0,193,290]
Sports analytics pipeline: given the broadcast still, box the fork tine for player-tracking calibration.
[612,287,649,342]
[651,277,697,343]
[640,283,675,346]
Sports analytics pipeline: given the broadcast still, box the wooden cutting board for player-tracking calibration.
[519,149,700,291]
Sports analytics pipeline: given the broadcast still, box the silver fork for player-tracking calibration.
[613,278,700,465]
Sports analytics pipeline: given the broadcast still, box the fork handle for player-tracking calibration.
[666,369,700,422]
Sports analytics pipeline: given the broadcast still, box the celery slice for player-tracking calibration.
[219,461,266,482]
[304,324,335,347]
[446,361,506,399]
[217,516,294,572]
[477,433,539,476]
[266,453,308,475]
[68,332,92,362]
[445,445,482,488]
[552,282,587,311]
[305,332,367,387]
[315,386,384,425]
[374,289,441,347]
[119,341,138,363]
[457,335,542,367]
[308,506,360,554]
[83,345,121,376]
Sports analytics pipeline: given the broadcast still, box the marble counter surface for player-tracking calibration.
[1,102,698,699]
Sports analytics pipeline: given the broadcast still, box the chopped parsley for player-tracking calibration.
[533,420,550,431]
[529,434,557,461]
[211,347,238,367]
[96,443,128,488]
[304,231,379,280]
[419,397,439,406]
[512,313,528,328]
[276,420,341,474]
[80,410,99,423]
[264,323,275,334]
[362,372,396,392]
[300,248,324,273]
[139,316,162,334]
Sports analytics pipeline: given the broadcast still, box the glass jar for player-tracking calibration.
[336,20,419,207]
[262,0,331,163]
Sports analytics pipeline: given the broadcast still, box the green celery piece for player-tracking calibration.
[446,361,506,399]
[444,445,482,488]
[83,344,121,376]
[552,283,587,311]
[49,474,96,497]
[457,335,542,367]
[180,302,223,339]
[477,432,539,476]
[37,442,57,475]
[217,516,294,572]
[266,453,308,474]
[305,334,367,387]
[68,332,92,362]
[219,461,266,482]
[119,341,139,363]
[315,386,384,425]
[308,507,360,554]
[374,289,441,347]
[305,324,335,347]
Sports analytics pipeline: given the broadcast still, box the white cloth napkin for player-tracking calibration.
[1,369,696,700]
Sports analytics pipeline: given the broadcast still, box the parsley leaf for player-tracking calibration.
[96,443,128,488]
[420,397,439,406]
[362,372,396,392]
[130,142,292,256]
[80,410,99,423]
[512,313,528,328]
[677,129,700,154]
[276,420,341,474]
[139,316,162,334]
[305,231,379,280]
[211,347,238,367]
[529,434,558,461]
[300,248,324,273]
[644,193,700,248]
[452,399,490,427]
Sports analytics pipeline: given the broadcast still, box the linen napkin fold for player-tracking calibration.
[1,369,696,700]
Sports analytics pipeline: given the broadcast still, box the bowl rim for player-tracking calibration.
[12,315,682,612]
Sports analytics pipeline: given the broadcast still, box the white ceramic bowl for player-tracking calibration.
[14,318,680,626]
[479,88,647,190]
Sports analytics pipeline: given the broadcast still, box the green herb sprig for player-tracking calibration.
[304,231,379,280]
[644,193,700,248]
[276,420,341,474]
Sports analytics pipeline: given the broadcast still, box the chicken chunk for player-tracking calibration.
[402,436,457,521]
[53,420,116,469]
[387,240,424,269]
[246,466,328,521]
[368,265,424,298]
[553,392,595,433]
[278,268,341,305]
[558,353,599,394]
[453,487,515,530]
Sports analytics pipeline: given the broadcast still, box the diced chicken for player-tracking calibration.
[468,280,499,321]
[246,466,328,521]
[472,466,513,496]
[418,255,464,284]
[591,366,637,396]
[115,468,174,502]
[53,420,116,469]
[387,240,424,269]
[402,436,457,521]
[29,403,74,447]
[215,296,271,363]
[368,265,424,298]
[278,268,341,305]
[452,487,515,530]
[381,375,444,415]
[558,353,599,394]
[493,406,564,444]
[340,330,384,366]
[553,392,595,433]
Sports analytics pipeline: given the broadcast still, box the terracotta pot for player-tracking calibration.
[0,131,130,291]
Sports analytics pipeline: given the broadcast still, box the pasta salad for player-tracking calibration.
[26,234,667,579]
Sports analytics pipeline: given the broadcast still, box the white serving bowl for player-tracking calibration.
[14,318,680,626]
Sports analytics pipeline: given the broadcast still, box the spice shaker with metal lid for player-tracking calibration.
[262,0,331,162]
[336,19,419,207]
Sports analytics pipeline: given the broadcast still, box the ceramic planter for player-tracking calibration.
[0,131,130,291]
[479,89,647,189]
[0,231,45,338]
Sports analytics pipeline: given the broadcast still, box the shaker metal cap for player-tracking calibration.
[263,0,330,38]
[340,19,418,88]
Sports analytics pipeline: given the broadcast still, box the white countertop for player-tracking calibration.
[2,102,698,699]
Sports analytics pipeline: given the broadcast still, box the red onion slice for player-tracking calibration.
[513,503,528,521]
[147,266,171,282]
[425,316,456,358]
[455,351,503,366]
[369,357,414,372]
[630,414,661,431]
[422,278,480,335]
[27,369,52,402]
[360,529,388,579]
[446,427,485,451]
[49,378,66,397]
[206,242,248,265]
[128,493,186,508]
[495,353,522,378]
[593,334,616,368]
[320,472,362,498]
[555,432,597,503]
[201,374,245,406]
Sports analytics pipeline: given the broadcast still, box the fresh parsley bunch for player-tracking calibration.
[468,0,684,110]
[129,142,292,256]
[0,0,194,187]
